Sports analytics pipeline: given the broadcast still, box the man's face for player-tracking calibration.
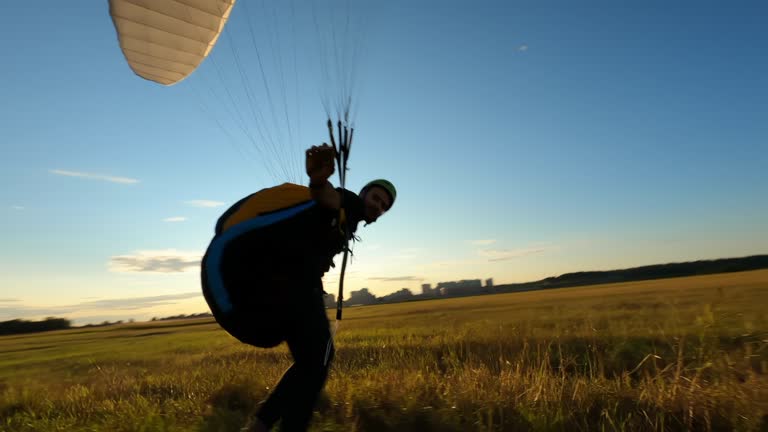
[362,186,392,223]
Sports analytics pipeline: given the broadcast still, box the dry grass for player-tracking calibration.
[1,270,766,431]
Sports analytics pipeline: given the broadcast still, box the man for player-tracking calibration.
[200,143,395,431]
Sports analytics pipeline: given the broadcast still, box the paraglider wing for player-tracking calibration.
[109,0,236,85]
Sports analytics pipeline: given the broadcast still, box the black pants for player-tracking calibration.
[255,287,334,431]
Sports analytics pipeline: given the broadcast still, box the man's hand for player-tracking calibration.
[306,144,336,183]
[306,143,341,209]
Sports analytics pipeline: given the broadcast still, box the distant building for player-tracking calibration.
[381,288,413,303]
[421,283,436,296]
[485,278,494,288]
[324,293,336,309]
[347,288,377,305]
[437,279,483,297]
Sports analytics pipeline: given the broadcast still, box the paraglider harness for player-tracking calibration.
[324,119,353,365]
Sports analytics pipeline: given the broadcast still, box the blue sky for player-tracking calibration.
[1,1,766,325]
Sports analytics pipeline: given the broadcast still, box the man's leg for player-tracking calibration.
[256,285,334,431]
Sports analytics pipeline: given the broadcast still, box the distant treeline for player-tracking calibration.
[495,255,768,293]
[0,317,71,336]
[0,314,217,337]
[150,312,212,322]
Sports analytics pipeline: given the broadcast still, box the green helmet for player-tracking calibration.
[361,179,396,206]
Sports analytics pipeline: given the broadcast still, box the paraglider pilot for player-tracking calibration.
[201,144,396,431]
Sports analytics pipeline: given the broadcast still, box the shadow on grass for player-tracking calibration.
[198,383,259,432]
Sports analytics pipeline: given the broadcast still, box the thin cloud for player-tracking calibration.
[518,44,529,52]
[50,169,139,184]
[470,239,497,246]
[185,200,225,208]
[109,249,202,273]
[368,276,424,282]
[76,293,201,310]
[163,217,187,222]
[0,292,201,321]
[322,269,361,285]
[477,247,547,262]
[0,304,70,320]
[11,205,24,211]
[0,298,20,303]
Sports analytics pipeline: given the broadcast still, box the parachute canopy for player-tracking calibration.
[109,0,236,85]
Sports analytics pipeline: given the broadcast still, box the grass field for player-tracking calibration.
[1,270,767,431]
